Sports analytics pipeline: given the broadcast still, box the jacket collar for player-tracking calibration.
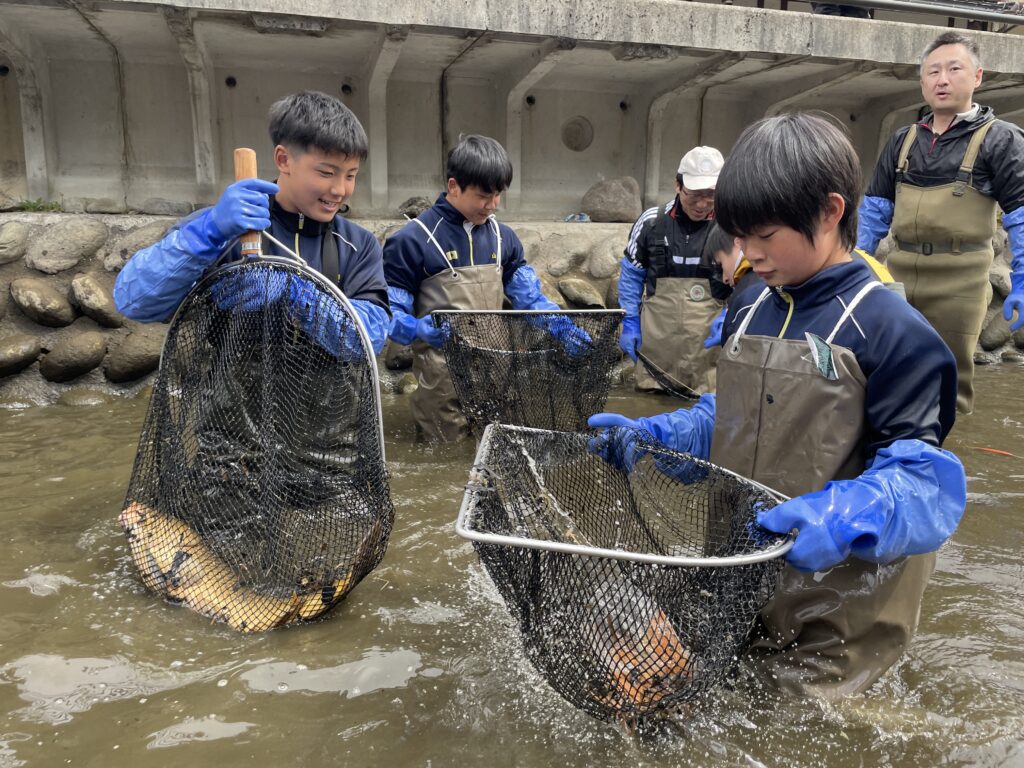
[270,195,332,236]
[768,260,874,309]
[433,192,470,226]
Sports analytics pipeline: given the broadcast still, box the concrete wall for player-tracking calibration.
[0,0,1022,217]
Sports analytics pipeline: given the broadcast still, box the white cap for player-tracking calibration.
[677,146,724,191]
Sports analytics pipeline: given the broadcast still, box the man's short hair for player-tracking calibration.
[714,113,862,251]
[922,31,981,71]
[268,91,368,159]
[446,136,513,194]
[705,222,735,260]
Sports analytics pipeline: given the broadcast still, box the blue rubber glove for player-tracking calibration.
[1001,209,1024,332]
[211,269,288,312]
[587,413,649,472]
[416,314,446,348]
[704,308,726,349]
[543,315,592,357]
[619,315,641,362]
[209,178,279,242]
[1003,273,1024,332]
[856,195,894,256]
[756,439,966,573]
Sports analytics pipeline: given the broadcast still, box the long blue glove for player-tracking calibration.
[1001,208,1024,331]
[587,393,717,471]
[703,308,726,349]
[542,315,592,357]
[619,315,641,361]
[416,314,446,348]
[211,271,366,360]
[856,195,894,255]
[756,439,966,573]
[617,259,645,317]
[209,178,279,242]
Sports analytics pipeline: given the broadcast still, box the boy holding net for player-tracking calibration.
[590,113,966,697]
[114,90,390,355]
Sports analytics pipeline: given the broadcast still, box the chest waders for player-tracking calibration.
[711,285,935,697]
[888,121,998,414]
[409,216,505,442]
[636,214,722,395]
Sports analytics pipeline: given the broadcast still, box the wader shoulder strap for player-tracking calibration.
[727,287,773,354]
[895,125,918,186]
[825,281,881,344]
[953,119,996,197]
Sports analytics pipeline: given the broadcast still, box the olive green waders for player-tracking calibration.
[635,276,722,395]
[711,284,935,697]
[410,265,504,443]
[888,121,998,414]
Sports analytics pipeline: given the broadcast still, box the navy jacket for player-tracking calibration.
[383,193,526,296]
[724,260,958,456]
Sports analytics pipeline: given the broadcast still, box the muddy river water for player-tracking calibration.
[0,367,1022,767]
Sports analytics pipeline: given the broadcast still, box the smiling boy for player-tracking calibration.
[590,113,966,697]
[114,90,391,353]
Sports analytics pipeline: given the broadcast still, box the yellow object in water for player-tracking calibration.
[119,502,353,632]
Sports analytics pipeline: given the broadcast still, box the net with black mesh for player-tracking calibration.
[119,257,394,633]
[457,423,791,726]
[433,310,623,437]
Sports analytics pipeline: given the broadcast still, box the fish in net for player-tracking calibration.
[432,310,623,437]
[457,423,791,727]
[119,256,394,632]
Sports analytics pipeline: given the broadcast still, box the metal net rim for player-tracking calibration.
[456,423,794,568]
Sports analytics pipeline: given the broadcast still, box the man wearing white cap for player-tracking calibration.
[618,146,729,396]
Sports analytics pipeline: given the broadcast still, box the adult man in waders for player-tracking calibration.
[384,135,587,442]
[858,31,1024,414]
[591,114,965,697]
[618,146,730,396]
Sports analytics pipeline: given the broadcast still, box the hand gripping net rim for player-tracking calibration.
[457,423,792,723]
[432,309,624,437]
[119,256,394,633]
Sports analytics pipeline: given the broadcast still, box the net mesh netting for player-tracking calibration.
[120,259,393,633]
[460,424,788,724]
[433,310,623,437]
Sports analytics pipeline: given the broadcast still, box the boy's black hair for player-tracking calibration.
[922,31,981,70]
[705,222,735,261]
[268,91,368,159]
[714,113,861,251]
[446,135,513,194]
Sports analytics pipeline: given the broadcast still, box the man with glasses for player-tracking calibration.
[618,146,729,395]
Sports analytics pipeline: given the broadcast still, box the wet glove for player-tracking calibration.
[619,315,641,362]
[415,313,446,348]
[208,178,279,242]
[1002,273,1024,332]
[587,395,717,471]
[756,439,966,573]
[704,308,726,349]
[586,413,649,472]
[543,315,592,357]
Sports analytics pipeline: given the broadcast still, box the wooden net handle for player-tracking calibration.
[233,148,261,257]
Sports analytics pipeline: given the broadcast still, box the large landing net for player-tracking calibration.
[120,257,393,632]
[457,424,791,725]
[433,310,623,437]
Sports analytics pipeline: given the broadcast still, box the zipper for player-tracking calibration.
[777,290,795,338]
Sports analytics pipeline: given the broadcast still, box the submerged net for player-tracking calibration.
[458,424,789,724]
[433,310,623,437]
[120,258,394,633]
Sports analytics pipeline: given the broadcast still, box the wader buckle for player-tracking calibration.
[921,242,934,256]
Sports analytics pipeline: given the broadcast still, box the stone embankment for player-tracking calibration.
[1,209,1019,406]
[0,211,632,406]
